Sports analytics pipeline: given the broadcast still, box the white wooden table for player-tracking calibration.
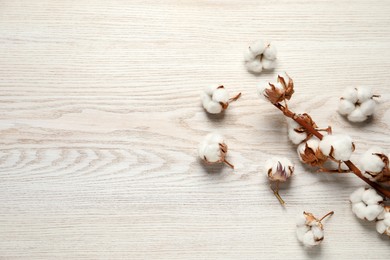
[0,1,389,259]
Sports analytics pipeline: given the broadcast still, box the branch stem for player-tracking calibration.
[319,211,334,222]
[223,159,234,169]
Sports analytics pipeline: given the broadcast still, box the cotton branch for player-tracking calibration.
[257,73,390,199]
[273,101,390,199]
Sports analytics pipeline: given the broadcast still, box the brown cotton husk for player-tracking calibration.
[293,113,319,141]
[265,83,286,104]
[277,75,294,101]
[264,74,295,104]
[299,143,328,167]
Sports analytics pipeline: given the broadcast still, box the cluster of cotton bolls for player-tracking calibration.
[338,86,378,122]
[286,115,355,170]
[349,187,390,237]
[244,40,277,73]
[196,39,388,248]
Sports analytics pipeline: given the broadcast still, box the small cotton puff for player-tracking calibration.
[349,187,384,221]
[376,207,390,236]
[201,85,240,114]
[296,212,325,247]
[244,40,277,73]
[319,134,354,161]
[338,86,377,122]
[359,147,386,180]
[265,157,294,182]
[198,133,225,163]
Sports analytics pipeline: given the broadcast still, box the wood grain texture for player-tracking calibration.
[0,0,389,259]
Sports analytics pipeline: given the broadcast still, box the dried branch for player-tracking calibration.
[272,102,390,199]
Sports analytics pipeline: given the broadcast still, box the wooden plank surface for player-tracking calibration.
[0,0,389,259]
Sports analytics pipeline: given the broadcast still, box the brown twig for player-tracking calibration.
[319,211,334,222]
[223,159,234,169]
[272,102,390,199]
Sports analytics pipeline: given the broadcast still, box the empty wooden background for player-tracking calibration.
[0,0,389,259]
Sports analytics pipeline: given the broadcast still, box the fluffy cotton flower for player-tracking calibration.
[319,134,354,161]
[198,133,234,168]
[201,85,241,114]
[296,211,333,247]
[349,187,384,221]
[244,40,277,73]
[257,73,294,104]
[359,147,390,183]
[376,206,390,236]
[338,86,378,122]
[297,137,328,167]
[265,157,294,182]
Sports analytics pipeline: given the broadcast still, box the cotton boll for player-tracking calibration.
[265,157,294,182]
[357,86,373,102]
[261,57,277,70]
[338,86,377,122]
[347,108,367,122]
[249,40,266,56]
[245,59,263,73]
[245,40,278,73]
[349,187,384,221]
[297,137,330,167]
[296,211,331,247]
[263,44,277,60]
[198,133,233,168]
[360,147,386,175]
[203,143,221,162]
[338,99,355,115]
[319,134,354,161]
[201,85,240,114]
